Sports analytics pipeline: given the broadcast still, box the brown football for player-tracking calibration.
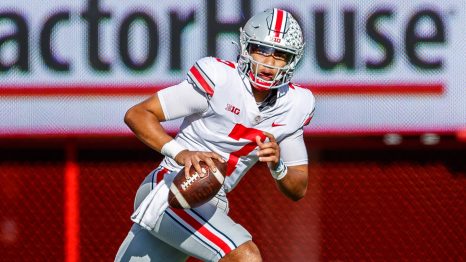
[168,159,227,209]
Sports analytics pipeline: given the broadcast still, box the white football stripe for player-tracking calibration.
[211,169,224,184]
[170,184,191,209]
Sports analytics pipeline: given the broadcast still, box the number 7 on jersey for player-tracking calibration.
[226,124,266,177]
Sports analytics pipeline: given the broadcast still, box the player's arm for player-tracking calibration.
[256,131,308,201]
[264,89,315,200]
[124,94,171,153]
[275,164,308,201]
[124,80,224,176]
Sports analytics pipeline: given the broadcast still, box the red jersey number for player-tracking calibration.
[226,124,265,177]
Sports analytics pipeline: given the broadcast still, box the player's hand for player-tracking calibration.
[256,132,280,170]
[174,150,225,178]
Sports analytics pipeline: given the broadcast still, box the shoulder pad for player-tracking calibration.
[301,88,316,127]
[287,83,315,127]
[187,57,236,97]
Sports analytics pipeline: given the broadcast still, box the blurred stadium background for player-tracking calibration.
[1,0,465,261]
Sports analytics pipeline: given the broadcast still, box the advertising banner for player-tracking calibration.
[1,0,465,135]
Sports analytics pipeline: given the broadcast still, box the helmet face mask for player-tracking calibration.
[238,8,305,90]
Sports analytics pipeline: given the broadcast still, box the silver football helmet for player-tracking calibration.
[238,8,305,90]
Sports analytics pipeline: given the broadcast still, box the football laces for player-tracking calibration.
[180,169,206,191]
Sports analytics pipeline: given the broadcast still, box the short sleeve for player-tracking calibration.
[157,80,209,120]
[301,90,316,127]
[279,128,308,166]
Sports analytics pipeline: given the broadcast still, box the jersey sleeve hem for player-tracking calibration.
[283,159,308,166]
[157,91,171,120]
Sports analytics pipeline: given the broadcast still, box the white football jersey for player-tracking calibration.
[160,57,315,193]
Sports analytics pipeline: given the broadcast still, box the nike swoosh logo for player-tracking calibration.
[272,122,286,127]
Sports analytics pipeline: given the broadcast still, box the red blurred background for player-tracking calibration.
[1,135,464,261]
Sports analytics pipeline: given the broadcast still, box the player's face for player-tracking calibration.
[249,44,292,81]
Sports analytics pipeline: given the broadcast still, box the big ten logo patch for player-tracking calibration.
[225,104,241,115]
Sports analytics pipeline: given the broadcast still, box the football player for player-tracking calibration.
[116,8,315,262]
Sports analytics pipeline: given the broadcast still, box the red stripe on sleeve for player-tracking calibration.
[303,116,313,126]
[189,66,214,96]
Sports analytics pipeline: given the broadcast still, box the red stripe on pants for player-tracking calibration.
[171,208,232,255]
[156,168,170,183]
